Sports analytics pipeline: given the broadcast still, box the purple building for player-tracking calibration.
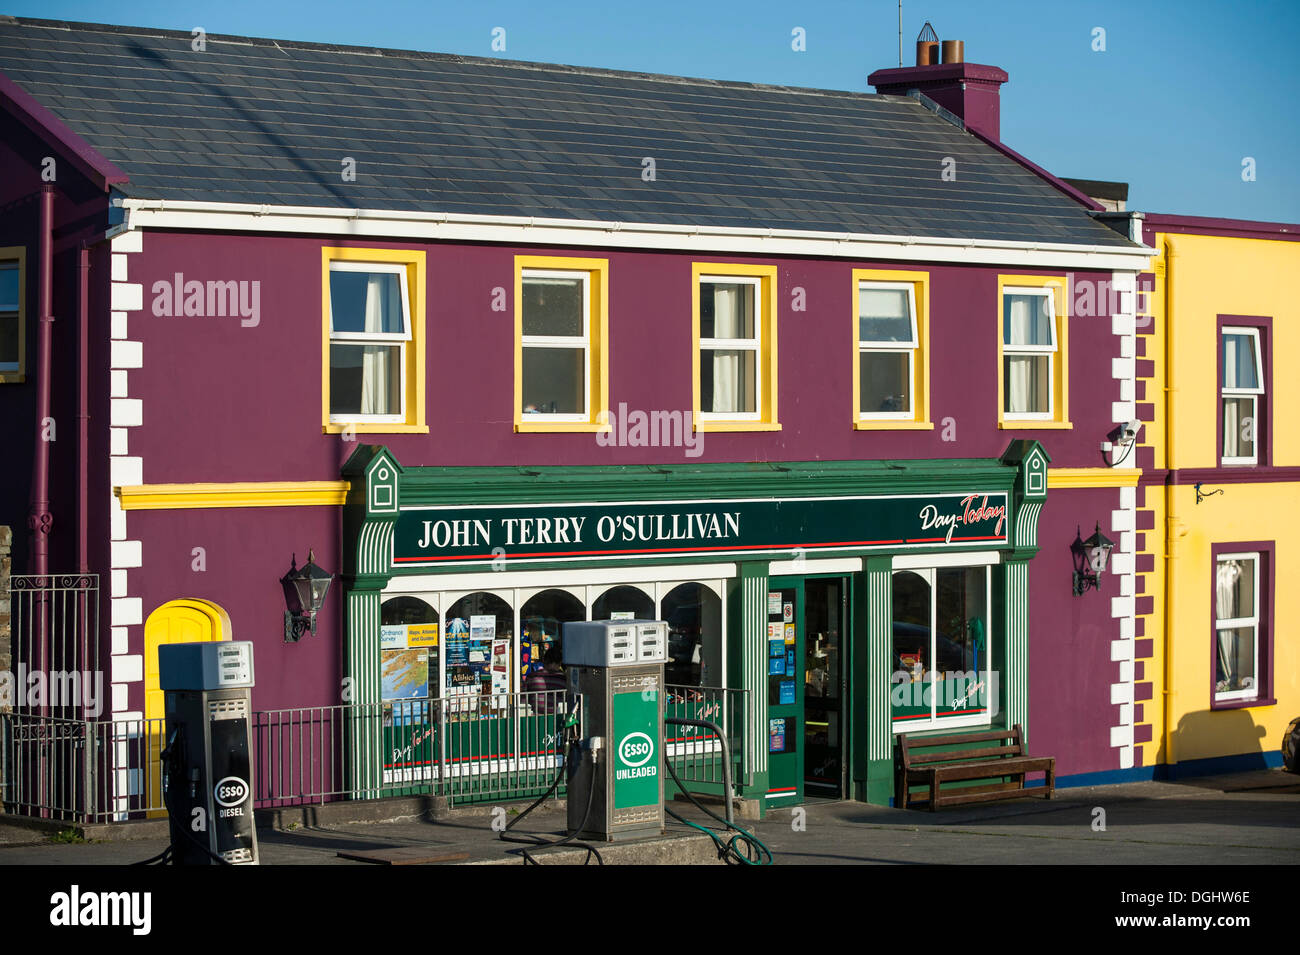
[0,17,1151,815]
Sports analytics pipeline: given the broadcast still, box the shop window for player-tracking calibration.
[520,589,584,690]
[1213,549,1270,706]
[853,270,930,429]
[445,592,514,717]
[1220,326,1265,466]
[661,583,722,687]
[379,597,439,712]
[0,250,25,383]
[890,566,991,731]
[321,247,427,433]
[998,276,1070,429]
[514,256,608,432]
[592,585,654,621]
[692,263,779,431]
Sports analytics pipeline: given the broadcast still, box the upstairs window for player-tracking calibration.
[321,247,427,434]
[998,276,1069,429]
[854,271,930,428]
[692,263,778,431]
[1214,552,1261,704]
[1220,327,1264,465]
[0,251,24,383]
[514,256,608,432]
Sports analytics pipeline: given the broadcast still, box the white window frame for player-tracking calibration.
[857,281,919,421]
[520,269,592,423]
[0,260,19,373]
[698,274,762,422]
[889,564,994,734]
[1214,552,1260,703]
[1221,326,1264,466]
[1002,286,1057,421]
[327,260,412,425]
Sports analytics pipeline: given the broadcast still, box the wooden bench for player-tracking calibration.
[896,724,1055,811]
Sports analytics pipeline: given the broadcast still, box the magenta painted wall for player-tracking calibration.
[1027,486,1126,776]
[124,230,1122,482]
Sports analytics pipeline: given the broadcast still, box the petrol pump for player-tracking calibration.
[562,619,667,842]
[158,640,259,865]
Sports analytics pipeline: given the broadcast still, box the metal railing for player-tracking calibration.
[2,684,748,822]
[664,685,749,791]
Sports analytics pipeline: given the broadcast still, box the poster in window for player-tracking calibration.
[407,623,439,648]
[769,718,787,753]
[768,592,782,615]
[382,648,428,702]
[769,657,785,676]
[381,625,407,650]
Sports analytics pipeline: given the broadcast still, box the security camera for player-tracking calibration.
[1118,419,1142,443]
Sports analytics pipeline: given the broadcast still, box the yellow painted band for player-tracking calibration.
[116,481,350,510]
[1047,468,1142,488]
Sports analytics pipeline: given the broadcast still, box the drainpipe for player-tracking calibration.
[1161,235,1181,769]
[28,184,55,578]
[77,247,89,575]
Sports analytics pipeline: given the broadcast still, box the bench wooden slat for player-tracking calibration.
[900,727,1021,750]
[906,744,1023,764]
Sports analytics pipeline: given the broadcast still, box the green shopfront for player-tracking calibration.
[339,441,1050,810]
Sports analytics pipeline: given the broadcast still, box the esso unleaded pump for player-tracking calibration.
[562,620,667,842]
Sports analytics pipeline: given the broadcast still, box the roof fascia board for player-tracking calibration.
[117,199,1154,270]
[0,68,129,192]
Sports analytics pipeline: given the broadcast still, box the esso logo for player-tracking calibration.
[214,776,249,807]
[618,732,654,768]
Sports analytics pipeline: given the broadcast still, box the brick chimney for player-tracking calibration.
[868,26,1009,140]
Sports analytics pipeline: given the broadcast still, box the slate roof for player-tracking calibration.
[0,17,1137,247]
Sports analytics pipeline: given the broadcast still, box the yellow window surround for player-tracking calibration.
[852,268,932,430]
[321,246,428,434]
[691,262,780,432]
[0,246,27,384]
[997,273,1072,430]
[514,255,610,433]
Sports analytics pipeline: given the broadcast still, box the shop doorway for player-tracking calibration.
[765,575,850,807]
[803,577,847,798]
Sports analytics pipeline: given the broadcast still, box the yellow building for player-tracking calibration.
[1133,215,1299,774]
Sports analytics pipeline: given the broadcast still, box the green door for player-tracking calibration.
[765,578,803,808]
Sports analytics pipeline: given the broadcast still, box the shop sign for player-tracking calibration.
[394,492,1010,567]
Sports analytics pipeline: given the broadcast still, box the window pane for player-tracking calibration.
[0,265,18,311]
[592,585,655,620]
[445,592,514,706]
[701,349,756,414]
[858,287,913,343]
[522,346,584,414]
[0,313,17,366]
[934,567,988,718]
[1003,293,1052,346]
[1215,558,1255,620]
[1222,333,1259,390]
[1221,396,1255,460]
[330,270,405,334]
[859,351,910,414]
[521,589,585,693]
[522,277,584,337]
[1215,627,1257,695]
[662,583,722,687]
[700,282,755,340]
[330,343,401,415]
[891,571,931,724]
[1004,355,1049,413]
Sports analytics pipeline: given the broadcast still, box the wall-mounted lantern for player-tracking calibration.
[1071,523,1114,596]
[280,550,333,642]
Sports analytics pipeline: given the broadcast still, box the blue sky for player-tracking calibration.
[9,0,1299,222]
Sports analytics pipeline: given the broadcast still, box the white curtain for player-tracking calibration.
[360,274,392,415]
[711,286,740,414]
[1006,296,1032,412]
[1215,560,1240,686]
[1222,399,1240,458]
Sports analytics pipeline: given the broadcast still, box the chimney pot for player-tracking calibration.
[941,40,965,64]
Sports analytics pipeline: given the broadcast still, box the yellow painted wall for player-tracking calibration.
[1165,483,1299,762]
[1142,230,1300,767]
